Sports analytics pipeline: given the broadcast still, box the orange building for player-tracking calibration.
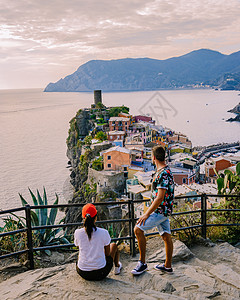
[118,112,134,125]
[101,146,131,171]
[205,156,234,178]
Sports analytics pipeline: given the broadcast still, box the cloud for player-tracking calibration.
[0,0,240,88]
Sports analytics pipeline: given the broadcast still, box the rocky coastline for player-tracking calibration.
[227,102,240,122]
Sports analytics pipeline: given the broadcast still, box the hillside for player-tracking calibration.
[44,49,240,92]
[1,238,240,299]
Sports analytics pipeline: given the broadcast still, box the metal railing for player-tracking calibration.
[0,194,239,269]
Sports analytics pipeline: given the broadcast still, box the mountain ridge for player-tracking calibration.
[44,49,240,92]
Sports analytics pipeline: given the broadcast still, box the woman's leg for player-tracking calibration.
[109,242,120,267]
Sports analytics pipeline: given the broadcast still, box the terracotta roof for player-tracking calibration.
[101,146,131,154]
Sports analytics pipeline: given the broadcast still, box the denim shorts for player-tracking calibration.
[136,212,171,235]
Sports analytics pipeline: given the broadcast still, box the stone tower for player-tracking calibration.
[94,90,102,105]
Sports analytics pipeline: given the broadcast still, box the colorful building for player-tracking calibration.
[107,130,125,142]
[101,146,131,174]
[109,117,130,132]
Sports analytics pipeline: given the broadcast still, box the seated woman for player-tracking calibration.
[74,203,122,281]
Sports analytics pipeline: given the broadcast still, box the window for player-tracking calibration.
[182,178,186,184]
[124,167,127,171]
[107,163,111,168]
[125,122,127,125]
[107,155,111,160]
[104,182,107,187]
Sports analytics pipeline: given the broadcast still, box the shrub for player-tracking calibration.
[19,188,70,254]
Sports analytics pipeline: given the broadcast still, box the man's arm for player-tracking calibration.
[137,188,166,226]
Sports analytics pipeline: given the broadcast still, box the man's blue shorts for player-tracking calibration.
[136,212,171,235]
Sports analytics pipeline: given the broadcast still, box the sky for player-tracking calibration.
[0,0,240,89]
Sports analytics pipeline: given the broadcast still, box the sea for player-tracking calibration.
[0,88,239,213]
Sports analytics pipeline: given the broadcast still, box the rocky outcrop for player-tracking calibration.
[228,102,240,114]
[1,239,240,299]
[227,102,240,122]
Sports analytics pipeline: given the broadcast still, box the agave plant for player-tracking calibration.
[212,162,240,243]
[214,162,240,194]
[19,188,70,254]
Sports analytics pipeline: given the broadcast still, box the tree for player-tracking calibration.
[84,135,92,146]
[95,102,105,109]
[108,106,129,117]
[95,131,107,142]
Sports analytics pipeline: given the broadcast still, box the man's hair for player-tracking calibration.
[152,145,165,162]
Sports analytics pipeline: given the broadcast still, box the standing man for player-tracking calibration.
[131,145,175,275]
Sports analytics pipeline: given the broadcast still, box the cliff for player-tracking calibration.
[65,108,119,229]
[1,238,240,299]
[44,49,240,92]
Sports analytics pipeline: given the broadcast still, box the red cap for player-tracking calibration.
[82,203,97,218]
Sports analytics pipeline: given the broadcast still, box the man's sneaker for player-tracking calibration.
[131,261,148,275]
[114,262,122,275]
[154,263,173,274]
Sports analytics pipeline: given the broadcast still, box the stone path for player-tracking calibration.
[0,239,239,299]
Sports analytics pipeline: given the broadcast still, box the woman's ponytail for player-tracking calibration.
[84,213,97,240]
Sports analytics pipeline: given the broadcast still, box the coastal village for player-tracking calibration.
[67,90,240,219]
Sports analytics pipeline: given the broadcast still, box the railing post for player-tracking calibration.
[201,194,207,239]
[130,196,136,257]
[25,205,34,269]
[128,200,132,255]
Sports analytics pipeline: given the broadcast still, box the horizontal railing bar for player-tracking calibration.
[172,210,202,216]
[30,201,129,209]
[172,225,203,231]
[111,236,132,242]
[0,207,26,215]
[32,219,131,231]
[207,209,240,212]
[0,228,27,238]
[174,195,202,199]
[0,249,28,260]
[0,194,239,214]
[207,223,240,227]
[208,194,240,197]
[33,236,132,252]
[33,244,74,251]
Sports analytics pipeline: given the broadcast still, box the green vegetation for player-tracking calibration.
[19,188,70,254]
[73,182,97,202]
[95,131,107,142]
[83,135,92,146]
[78,149,94,182]
[0,214,39,259]
[208,162,240,243]
[0,188,70,257]
[171,202,201,245]
[108,105,129,117]
[95,102,105,109]
[171,162,240,245]
[92,156,103,171]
